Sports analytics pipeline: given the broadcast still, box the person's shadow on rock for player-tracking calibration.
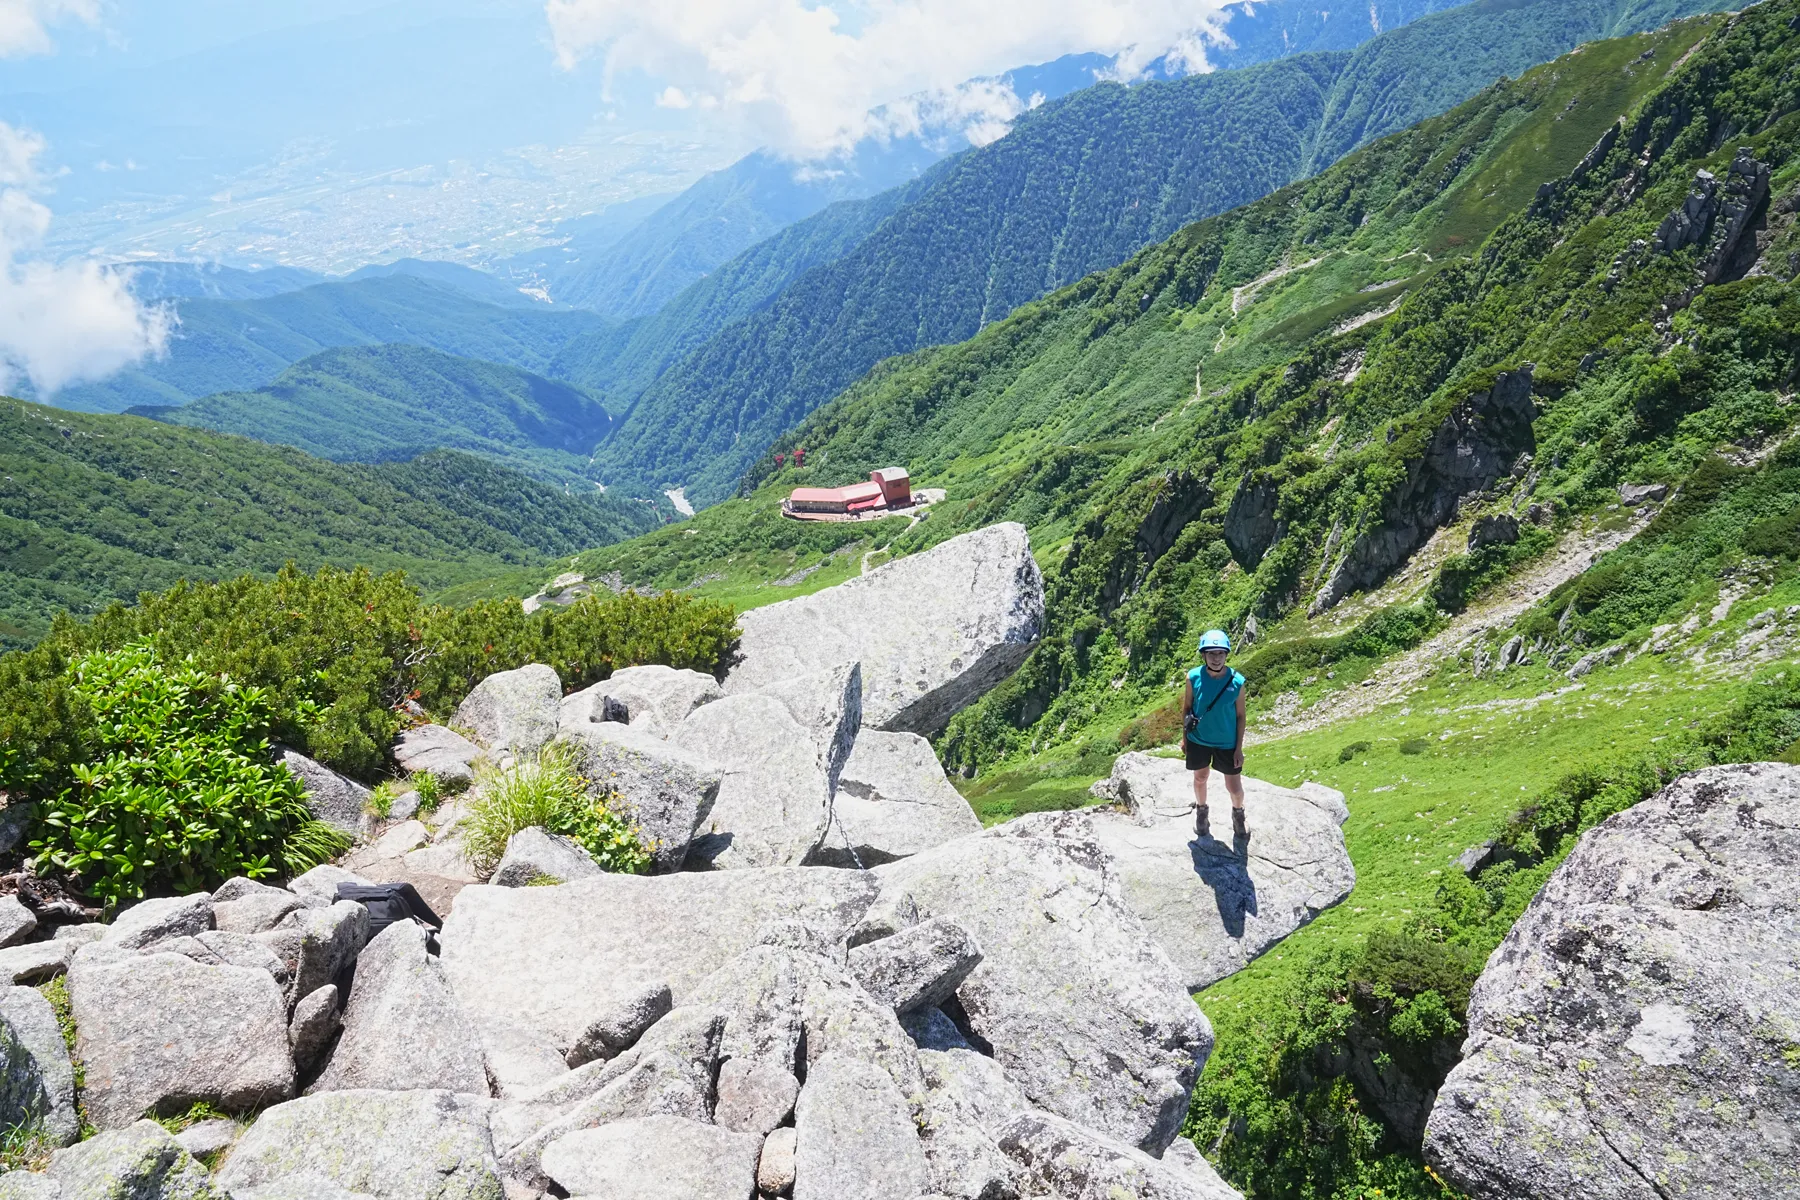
[1189,834,1256,939]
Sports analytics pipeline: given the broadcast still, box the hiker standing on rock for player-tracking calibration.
[1184,629,1248,840]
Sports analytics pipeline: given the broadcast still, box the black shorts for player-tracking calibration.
[1185,741,1242,774]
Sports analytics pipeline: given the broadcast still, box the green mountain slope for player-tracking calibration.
[590,0,1743,508]
[47,274,603,415]
[554,6,1800,1192]
[0,399,656,648]
[139,344,616,485]
[549,176,939,408]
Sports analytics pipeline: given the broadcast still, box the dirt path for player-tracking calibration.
[1232,257,1325,314]
[1247,509,1657,743]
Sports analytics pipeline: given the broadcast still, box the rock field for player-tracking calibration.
[6,523,1787,1198]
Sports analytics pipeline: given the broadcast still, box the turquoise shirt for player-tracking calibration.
[1187,667,1245,748]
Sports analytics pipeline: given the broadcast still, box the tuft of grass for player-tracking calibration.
[279,820,353,879]
[524,873,564,887]
[365,782,400,820]
[0,1120,55,1172]
[154,1100,229,1135]
[411,771,446,815]
[463,744,651,877]
[1399,738,1429,756]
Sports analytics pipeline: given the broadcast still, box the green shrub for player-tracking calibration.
[1338,740,1372,763]
[0,566,740,806]
[366,782,400,820]
[1399,738,1429,756]
[1119,701,1185,750]
[462,744,651,877]
[27,643,351,906]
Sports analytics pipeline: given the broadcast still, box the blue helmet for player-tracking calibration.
[1198,629,1231,653]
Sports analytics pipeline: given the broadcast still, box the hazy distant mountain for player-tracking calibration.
[122,261,327,303]
[46,274,602,414]
[137,343,615,485]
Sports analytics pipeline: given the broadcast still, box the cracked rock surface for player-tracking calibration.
[1424,762,1800,1200]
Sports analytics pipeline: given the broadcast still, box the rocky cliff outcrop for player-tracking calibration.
[1424,762,1800,1199]
[1314,368,1536,612]
[1654,147,1772,285]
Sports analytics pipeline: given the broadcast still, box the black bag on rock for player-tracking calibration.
[334,881,443,952]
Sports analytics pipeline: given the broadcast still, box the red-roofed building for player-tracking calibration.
[783,468,914,521]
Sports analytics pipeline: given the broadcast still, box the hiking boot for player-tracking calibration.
[1194,805,1210,838]
[1232,806,1249,839]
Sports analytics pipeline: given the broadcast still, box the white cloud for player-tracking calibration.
[0,121,171,396]
[0,0,100,57]
[544,0,1235,158]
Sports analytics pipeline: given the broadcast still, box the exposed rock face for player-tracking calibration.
[310,921,487,1096]
[439,868,878,1051]
[998,1110,1243,1200]
[1314,369,1536,613]
[492,827,603,888]
[1654,148,1772,284]
[539,1116,762,1200]
[288,985,341,1076]
[671,694,835,870]
[724,523,1045,736]
[393,725,483,786]
[0,895,37,948]
[102,894,213,951]
[755,662,863,797]
[865,812,1213,1153]
[824,730,982,867]
[42,1120,222,1200]
[792,1052,931,1200]
[562,665,724,738]
[1424,763,1800,1200]
[1466,512,1519,551]
[0,985,79,1146]
[68,949,295,1129]
[278,750,372,839]
[293,901,371,1005]
[559,721,722,873]
[213,890,305,935]
[1089,756,1355,990]
[846,917,982,1015]
[215,1089,504,1200]
[453,664,563,757]
[565,981,672,1069]
[1223,473,1281,570]
[0,941,75,987]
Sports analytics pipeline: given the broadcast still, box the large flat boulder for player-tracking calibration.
[559,721,722,873]
[792,1052,931,1200]
[454,664,562,757]
[0,985,79,1146]
[492,827,603,888]
[724,523,1045,736]
[393,725,482,786]
[43,1120,222,1200]
[278,750,371,839]
[670,694,834,870]
[309,921,486,1095]
[865,812,1212,1154]
[998,1110,1243,1200]
[68,948,295,1129]
[826,730,981,866]
[539,1115,761,1200]
[561,665,724,738]
[1088,755,1355,990]
[754,663,863,796]
[439,868,878,1050]
[1424,763,1800,1200]
[214,1089,503,1200]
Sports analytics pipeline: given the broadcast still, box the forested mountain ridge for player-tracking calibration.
[589,0,1745,507]
[137,344,617,487]
[47,274,603,415]
[0,399,655,648]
